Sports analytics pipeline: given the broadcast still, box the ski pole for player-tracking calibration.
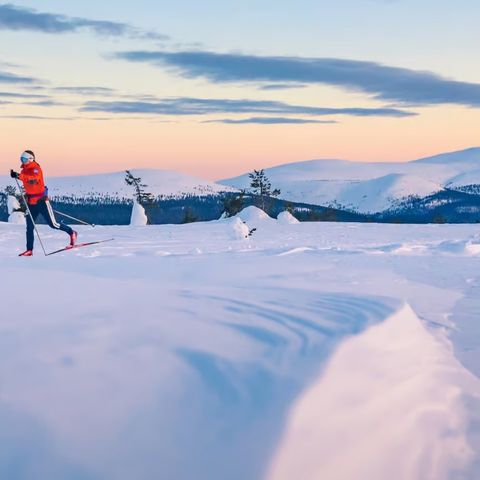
[14,177,48,256]
[52,209,95,227]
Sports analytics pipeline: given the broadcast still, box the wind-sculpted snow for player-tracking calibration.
[1,216,480,479]
[269,305,479,480]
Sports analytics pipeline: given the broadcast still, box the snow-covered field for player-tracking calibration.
[1,209,480,480]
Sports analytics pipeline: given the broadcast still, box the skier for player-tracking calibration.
[10,150,77,256]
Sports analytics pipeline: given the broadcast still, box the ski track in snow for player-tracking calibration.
[1,215,480,480]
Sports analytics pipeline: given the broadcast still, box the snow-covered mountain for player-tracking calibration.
[221,147,480,213]
[332,174,443,213]
[447,168,480,190]
[1,148,480,218]
[0,168,235,200]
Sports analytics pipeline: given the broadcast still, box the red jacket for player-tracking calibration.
[19,161,47,205]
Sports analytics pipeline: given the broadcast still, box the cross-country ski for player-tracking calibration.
[46,238,115,256]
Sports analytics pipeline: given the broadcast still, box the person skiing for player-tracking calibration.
[10,150,77,256]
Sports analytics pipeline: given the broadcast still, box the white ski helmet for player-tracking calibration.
[20,150,35,164]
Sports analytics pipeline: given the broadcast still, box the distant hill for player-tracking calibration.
[220,147,480,216]
[0,168,236,202]
[2,148,480,224]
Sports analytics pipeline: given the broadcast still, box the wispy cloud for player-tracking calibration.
[53,86,116,96]
[0,115,75,121]
[81,97,414,117]
[25,99,67,107]
[0,91,48,99]
[258,83,307,91]
[204,117,336,125]
[0,70,36,84]
[115,50,480,107]
[0,3,168,40]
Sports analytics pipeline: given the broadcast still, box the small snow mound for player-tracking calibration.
[465,242,480,255]
[228,217,250,240]
[8,212,25,224]
[278,247,314,256]
[130,201,148,226]
[277,211,300,224]
[436,239,468,254]
[236,206,274,225]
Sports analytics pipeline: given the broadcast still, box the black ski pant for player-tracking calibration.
[26,199,73,250]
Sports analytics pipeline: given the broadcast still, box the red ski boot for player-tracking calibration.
[69,230,78,246]
[19,250,33,257]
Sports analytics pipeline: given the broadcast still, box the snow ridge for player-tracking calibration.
[269,304,479,480]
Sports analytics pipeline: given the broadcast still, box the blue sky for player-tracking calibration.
[0,1,479,177]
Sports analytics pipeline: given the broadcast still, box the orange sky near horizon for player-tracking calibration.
[1,104,478,180]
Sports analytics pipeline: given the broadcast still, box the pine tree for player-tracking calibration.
[182,207,197,224]
[248,169,280,211]
[223,190,246,217]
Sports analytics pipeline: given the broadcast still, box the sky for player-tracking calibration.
[0,0,479,178]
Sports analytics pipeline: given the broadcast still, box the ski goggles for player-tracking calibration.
[20,154,33,164]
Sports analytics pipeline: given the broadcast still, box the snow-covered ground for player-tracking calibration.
[1,209,480,480]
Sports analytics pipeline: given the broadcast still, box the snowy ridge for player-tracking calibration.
[0,168,235,201]
[447,168,480,189]
[221,147,480,213]
[335,174,443,213]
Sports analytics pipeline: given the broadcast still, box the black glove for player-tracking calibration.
[10,170,19,179]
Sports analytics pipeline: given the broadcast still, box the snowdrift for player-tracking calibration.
[268,304,479,480]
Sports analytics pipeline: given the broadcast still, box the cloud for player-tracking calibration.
[115,50,480,107]
[53,86,116,96]
[81,97,414,117]
[204,117,336,125]
[25,100,67,107]
[0,70,36,84]
[0,3,168,40]
[0,91,47,99]
[0,115,74,120]
[258,83,307,91]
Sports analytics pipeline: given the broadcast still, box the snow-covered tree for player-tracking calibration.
[130,200,148,226]
[7,195,25,224]
[125,170,155,225]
